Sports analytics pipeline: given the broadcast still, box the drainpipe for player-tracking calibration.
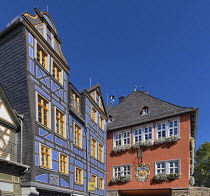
[18,114,24,164]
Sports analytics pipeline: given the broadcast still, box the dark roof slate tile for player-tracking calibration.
[108,90,196,130]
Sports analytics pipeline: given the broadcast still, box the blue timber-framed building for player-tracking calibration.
[0,8,107,196]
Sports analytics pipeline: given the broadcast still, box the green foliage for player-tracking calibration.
[194,142,210,187]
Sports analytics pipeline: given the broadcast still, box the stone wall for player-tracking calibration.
[172,187,210,196]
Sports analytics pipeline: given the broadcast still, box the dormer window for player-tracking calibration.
[140,106,149,116]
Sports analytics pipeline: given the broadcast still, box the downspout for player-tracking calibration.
[18,114,24,164]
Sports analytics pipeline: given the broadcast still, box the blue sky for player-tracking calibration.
[1,1,210,148]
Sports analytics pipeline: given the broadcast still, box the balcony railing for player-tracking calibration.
[0,138,17,162]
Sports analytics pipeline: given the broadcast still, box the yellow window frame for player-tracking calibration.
[92,108,96,122]
[37,45,48,70]
[38,95,49,127]
[41,145,51,168]
[56,109,65,137]
[60,153,67,174]
[76,167,83,184]
[91,174,97,188]
[98,143,103,162]
[74,123,82,148]
[53,62,62,84]
[99,178,104,190]
[91,138,97,158]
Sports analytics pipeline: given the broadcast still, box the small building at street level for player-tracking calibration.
[106,90,198,196]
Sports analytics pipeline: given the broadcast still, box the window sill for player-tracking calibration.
[73,144,83,150]
[40,166,53,172]
[36,121,51,131]
[51,76,63,88]
[55,133,67,140]
[59,172,69,176]
[34,58,50,74]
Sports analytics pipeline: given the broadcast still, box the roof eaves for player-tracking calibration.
[108,108,197,131]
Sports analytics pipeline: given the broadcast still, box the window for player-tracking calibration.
[56,109,65,137]
[99,116,104,130]
[74,123,82,148]
[60,153,67,174]
[99,178,104,190]
[47,28,52,45]
[40,145,51,169]
[35,23,44,36]
[75,167,83,184]
[53,62,62,84]
[37,45,48,70]
[92,107,97,122]
[113,165,130,177]
[91,138,97,158]
[140,106,149,115]
[156,118,179,139]
[91,174,97,188]
[113,130,130,147]
[98,143,103,162]
[38,95,49,128]
[133,125,152,143]
[71,91,80,112]
[155,160,180,174]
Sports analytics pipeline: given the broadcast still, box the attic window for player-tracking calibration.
[140,106,149,116]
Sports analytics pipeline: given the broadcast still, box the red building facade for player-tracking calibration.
[106,90,198,196]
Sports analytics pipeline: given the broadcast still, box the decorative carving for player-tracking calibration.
[135,163,151,182]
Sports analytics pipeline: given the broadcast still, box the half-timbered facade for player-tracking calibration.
[0,85,29,195]
[0,8,107,196]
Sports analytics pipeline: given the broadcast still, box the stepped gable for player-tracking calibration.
[108,90,196,130]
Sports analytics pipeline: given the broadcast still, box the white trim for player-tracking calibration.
[113,164,131,177]
[155,159,181,175]
[155,117,180,139]
[113,129,131,147]
[132,123,153,143]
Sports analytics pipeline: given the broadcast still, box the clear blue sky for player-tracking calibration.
[1,0,210,148]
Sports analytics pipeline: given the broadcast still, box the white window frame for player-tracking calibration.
[54,106,66,138]
[59,152,69,175]
[133,124,153,143]
[36,91,51,129]
[113,165,131,177]
[39,143,52,169]
[113,130,130,147]
[155,159,181,175]
[156,117,180,139]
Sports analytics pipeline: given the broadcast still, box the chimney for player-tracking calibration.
[119,96,125,103]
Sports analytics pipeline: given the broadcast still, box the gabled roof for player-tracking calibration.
[0,85,20,131]
[108,90,197,130]
[84,84,108,118]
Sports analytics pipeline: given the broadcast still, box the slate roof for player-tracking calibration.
[108,90,197,130]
